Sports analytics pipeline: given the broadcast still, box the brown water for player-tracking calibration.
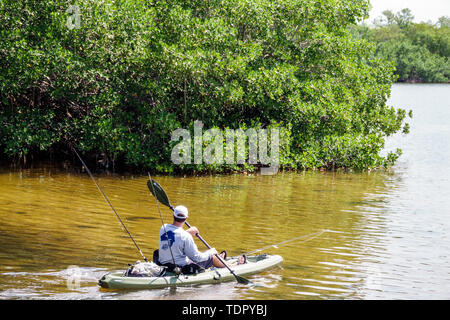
[0,84,449,300]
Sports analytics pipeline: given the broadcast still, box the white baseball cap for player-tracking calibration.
[174,205,188,220]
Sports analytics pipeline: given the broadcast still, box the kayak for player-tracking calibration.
[99,254,283,290]
[98,254,283,289]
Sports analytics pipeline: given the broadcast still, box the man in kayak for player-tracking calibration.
[156,205,246,273]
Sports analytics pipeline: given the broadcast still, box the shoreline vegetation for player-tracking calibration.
[352,8,449,84]
[0,1,422,175]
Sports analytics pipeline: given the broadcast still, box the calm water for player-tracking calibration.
[0,84,449,300]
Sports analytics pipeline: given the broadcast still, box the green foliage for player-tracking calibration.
[0,0,409,173]
[351,9,450,83]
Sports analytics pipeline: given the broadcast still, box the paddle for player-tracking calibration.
[146,178,252,285]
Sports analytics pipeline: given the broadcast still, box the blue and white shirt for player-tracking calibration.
[158,224,212,266]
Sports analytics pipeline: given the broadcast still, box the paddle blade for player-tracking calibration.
[235,275,252,285]
[147,179,171,208]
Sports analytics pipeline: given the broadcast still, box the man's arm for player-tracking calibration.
[184,233,217,263]
[186,226,199,237]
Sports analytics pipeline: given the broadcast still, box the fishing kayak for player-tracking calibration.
[98,254,283,289]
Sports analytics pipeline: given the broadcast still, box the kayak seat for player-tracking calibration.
[153,249,206,275]
[153,249,162,266]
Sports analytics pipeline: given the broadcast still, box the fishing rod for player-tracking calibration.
[72,147,148,262]
[147,172,180,275]
[243,229,332,255]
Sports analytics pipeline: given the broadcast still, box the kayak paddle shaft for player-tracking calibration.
[184,221,251,285]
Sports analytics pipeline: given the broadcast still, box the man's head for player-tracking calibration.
[173,205,188,223]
